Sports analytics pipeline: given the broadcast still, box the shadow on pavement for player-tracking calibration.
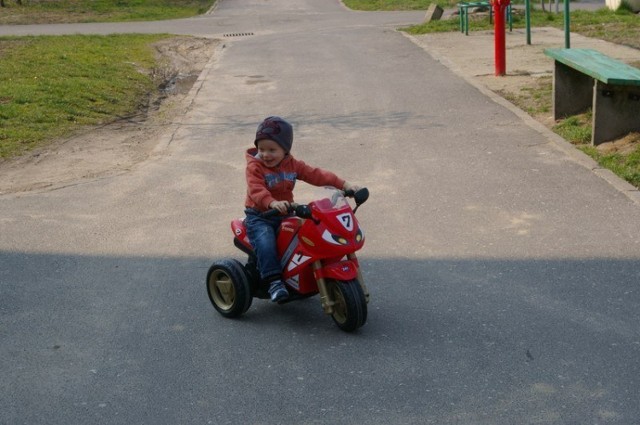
[2,250,639,423]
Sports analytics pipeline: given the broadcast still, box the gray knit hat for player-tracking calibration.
[254,116,293,153]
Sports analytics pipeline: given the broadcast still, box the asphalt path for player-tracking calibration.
[2,1,640,424]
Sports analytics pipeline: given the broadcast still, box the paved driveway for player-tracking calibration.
[1,1,640,424]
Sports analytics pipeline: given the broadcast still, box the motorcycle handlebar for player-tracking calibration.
[258,188,368,219]
[258,203,301,219]
[259,208,286,219]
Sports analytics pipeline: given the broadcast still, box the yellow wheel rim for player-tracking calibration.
[329,282,347,324]
[209,269,236,310]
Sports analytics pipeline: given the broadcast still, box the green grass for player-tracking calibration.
[581,144,640,188]
[0,34,172,158]
[553,113,592,144]
[575,121,640,189]
[342,0,446,11]
[0,0,215,24]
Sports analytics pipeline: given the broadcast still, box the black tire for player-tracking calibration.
[206,259,252,318]
[327,279,368,332]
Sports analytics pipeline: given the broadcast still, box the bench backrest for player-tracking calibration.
[544,48,640,87]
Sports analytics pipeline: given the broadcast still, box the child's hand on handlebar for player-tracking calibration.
[269,200,290,214]
[343,182,361,194]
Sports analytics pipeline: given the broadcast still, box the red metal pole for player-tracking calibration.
[491,0,509,76]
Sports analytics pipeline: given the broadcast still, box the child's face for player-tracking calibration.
[256,139,286,168]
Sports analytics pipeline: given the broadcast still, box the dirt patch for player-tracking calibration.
[0,36,219,195]
[596,132,640,155]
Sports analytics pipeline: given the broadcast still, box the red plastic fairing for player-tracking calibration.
[231,219,253,252]
[314,260,359,281]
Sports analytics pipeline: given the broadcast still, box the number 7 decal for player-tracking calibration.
[337,213,353,231]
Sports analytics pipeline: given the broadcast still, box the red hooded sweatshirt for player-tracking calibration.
[245,147,345,211]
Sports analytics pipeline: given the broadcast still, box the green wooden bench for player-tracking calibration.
[457,1,512,36]
[544,48,640,145]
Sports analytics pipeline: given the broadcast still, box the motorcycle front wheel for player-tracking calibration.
[206,259,252,318]
[327,279,368,332]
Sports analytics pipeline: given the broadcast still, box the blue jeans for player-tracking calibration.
[244,209,284,283]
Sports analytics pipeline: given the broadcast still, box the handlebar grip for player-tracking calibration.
[260,202,299,218]
[259,209,282,219]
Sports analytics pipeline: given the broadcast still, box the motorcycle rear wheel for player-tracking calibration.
[206,259,252,318]
[327,279,367,332]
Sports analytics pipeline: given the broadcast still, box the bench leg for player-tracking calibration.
[459,5,470,35]
[465,7,470,35]
[592,81,640,145]
[552,60,593,120]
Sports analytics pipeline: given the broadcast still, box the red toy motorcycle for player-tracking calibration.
[206,187,370,332]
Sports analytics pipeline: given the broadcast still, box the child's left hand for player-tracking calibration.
[269,200,290,214]
[343,182,361,193]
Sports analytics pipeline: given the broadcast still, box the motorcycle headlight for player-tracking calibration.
[322,230,349,245]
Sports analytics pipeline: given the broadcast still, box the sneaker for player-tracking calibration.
[269,281,289,302]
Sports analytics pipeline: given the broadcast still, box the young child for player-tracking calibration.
[244,116,359,302]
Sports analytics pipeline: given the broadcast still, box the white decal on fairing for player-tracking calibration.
[286,275,300,290]
[287,253,311,272]
[337,213,354,231]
